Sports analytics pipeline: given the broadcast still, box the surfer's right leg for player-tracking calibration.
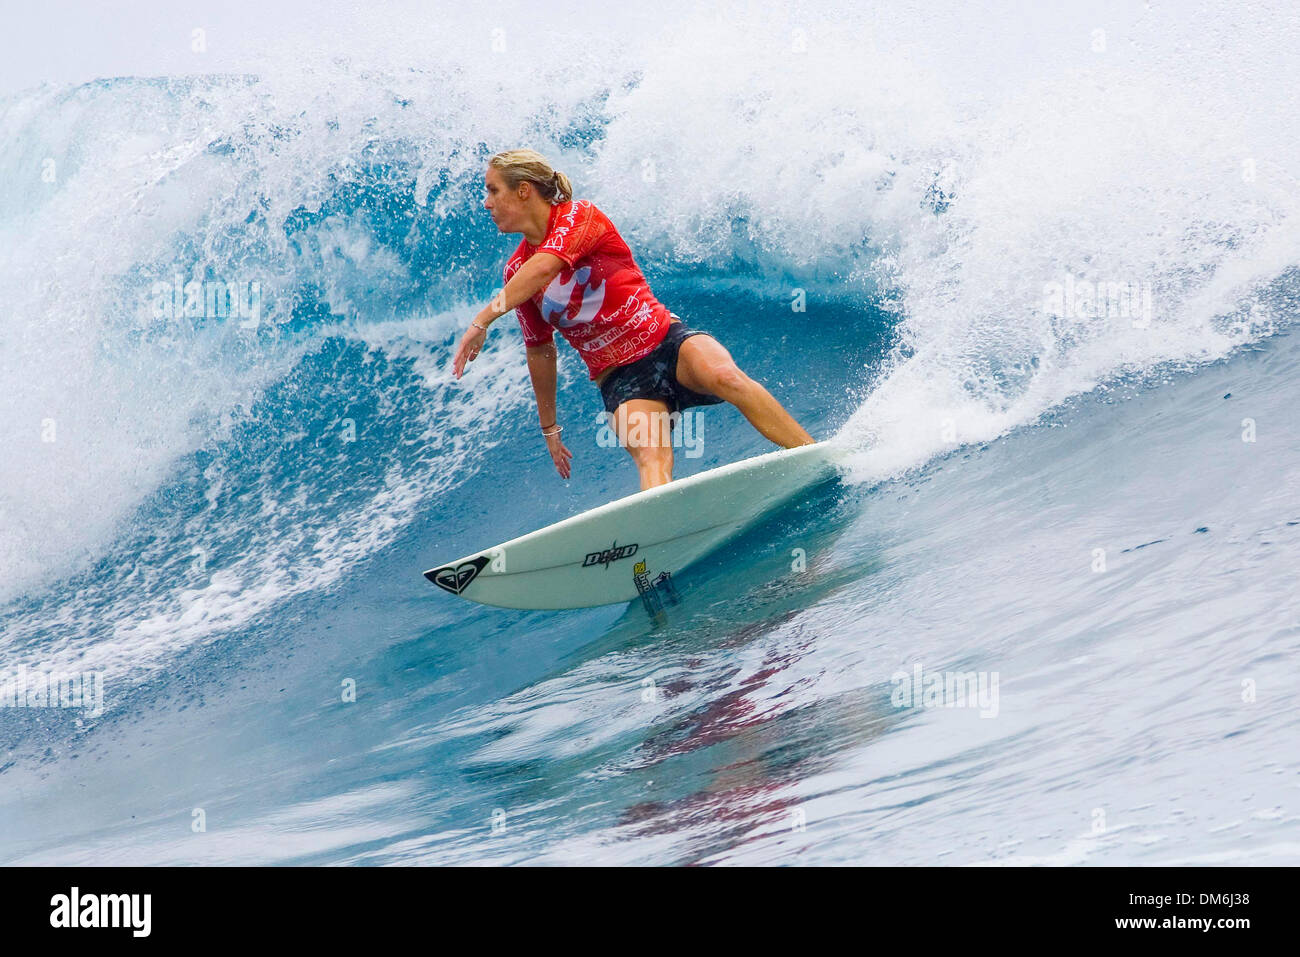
[675,333,815,448]
[610,398,675,490]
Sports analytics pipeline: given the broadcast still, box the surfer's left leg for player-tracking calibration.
[675,335,815,447]
[610,398,676,490]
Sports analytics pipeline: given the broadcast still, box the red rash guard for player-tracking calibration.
[505,199,673,380]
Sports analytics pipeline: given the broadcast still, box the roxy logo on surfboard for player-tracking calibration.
[582,541,638,569]
[426,555,491,594]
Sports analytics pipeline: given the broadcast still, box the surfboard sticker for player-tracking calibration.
[583,541,639,569]
[633,559,681,618]
[426,555,491,595]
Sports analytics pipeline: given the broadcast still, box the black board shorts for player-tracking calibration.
[598,317,727,415]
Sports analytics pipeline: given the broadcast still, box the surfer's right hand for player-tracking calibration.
[452,325,487,379]
[545,432,572,480]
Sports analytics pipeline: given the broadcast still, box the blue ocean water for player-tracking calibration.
[2,1,1299,864]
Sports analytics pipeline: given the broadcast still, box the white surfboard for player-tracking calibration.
[424,440,847,612]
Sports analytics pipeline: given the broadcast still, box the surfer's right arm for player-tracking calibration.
[452,253,565,379]
[526,341,572,480]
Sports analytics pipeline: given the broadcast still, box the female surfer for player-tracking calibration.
[453,149,814,490]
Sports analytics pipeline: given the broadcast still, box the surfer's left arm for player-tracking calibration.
[453,253,566,379]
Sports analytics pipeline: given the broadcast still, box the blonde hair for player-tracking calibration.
[488,149,573,205]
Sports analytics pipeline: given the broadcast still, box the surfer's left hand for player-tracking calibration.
[545,431,573,480]
[453,324,487,379]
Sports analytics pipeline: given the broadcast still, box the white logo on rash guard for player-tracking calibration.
[542,265,606,328]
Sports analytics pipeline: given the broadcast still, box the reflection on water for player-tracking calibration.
[433,478,903,863]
